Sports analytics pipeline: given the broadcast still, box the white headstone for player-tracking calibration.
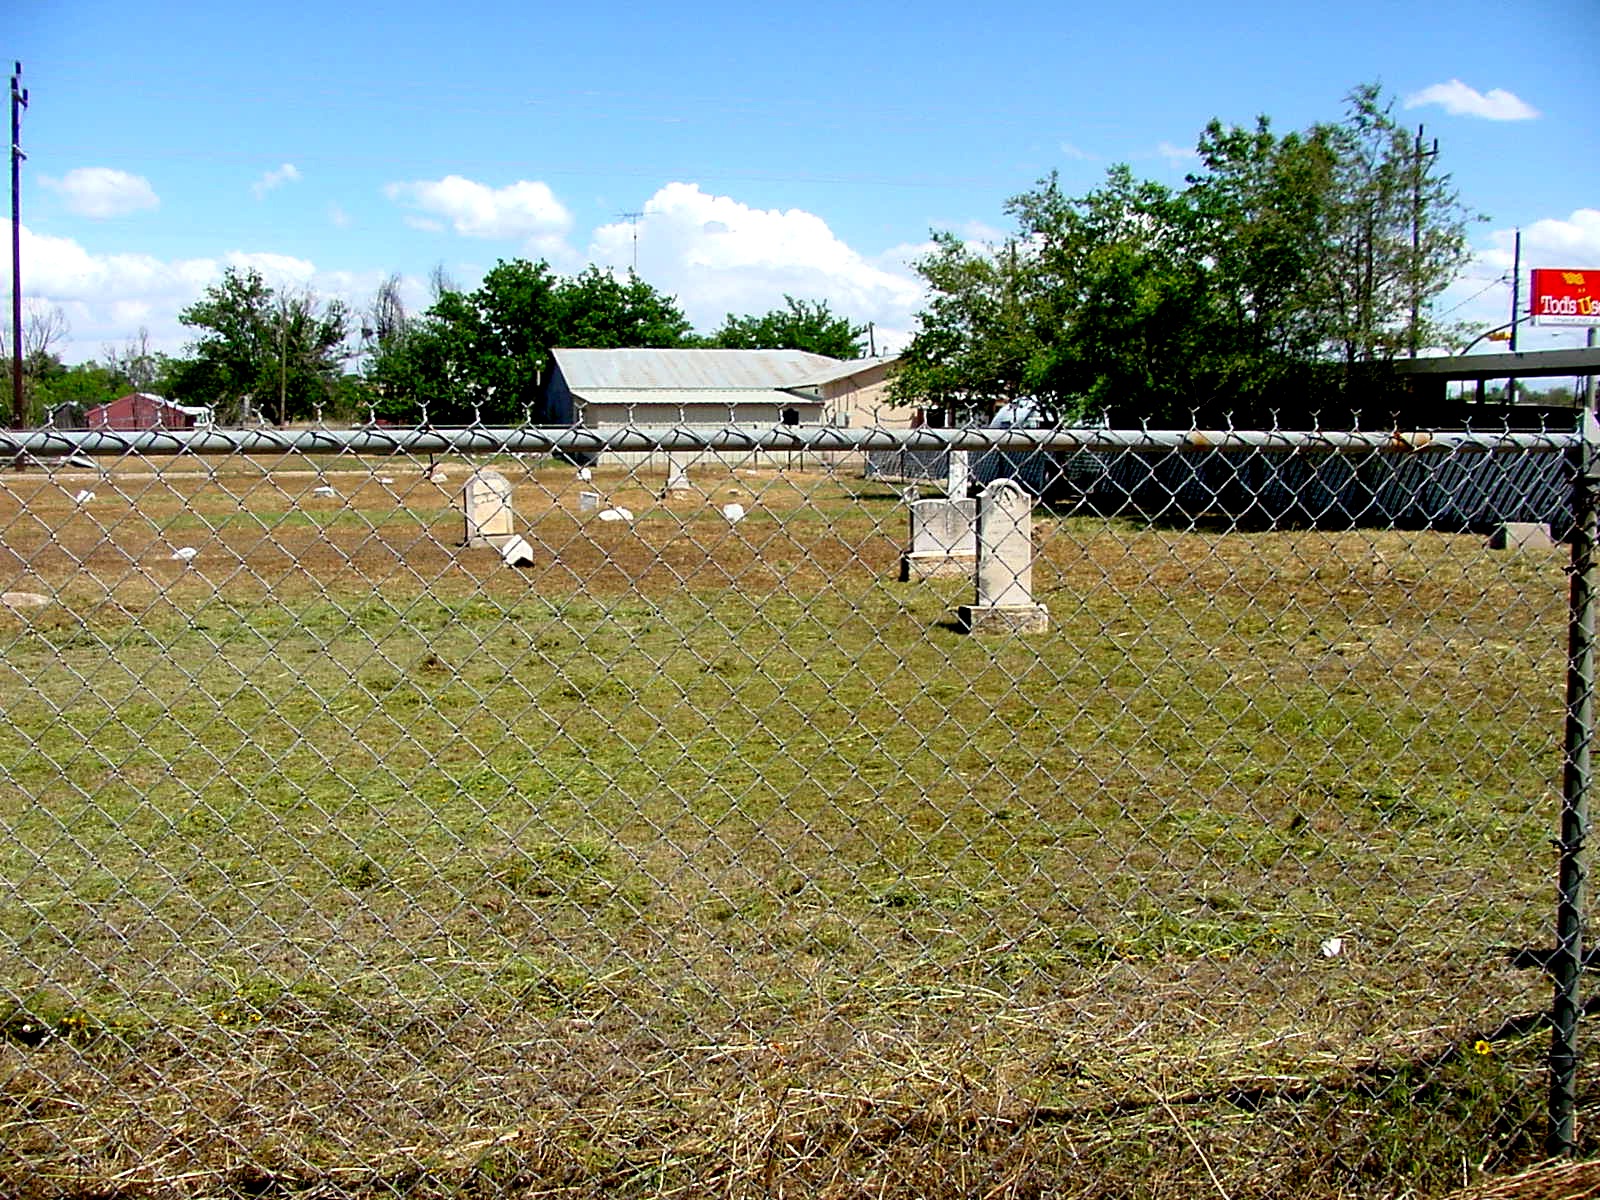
[578,490,601,513]
[1489,522,1557,552]
[976,481,1034,608]
[960,479,1049,635]
[500,535,535,567]
[947,449,971,498]
[900,498,977,581]
[666,454,692,491]
[463,469,515,547]
[910,498,977,557]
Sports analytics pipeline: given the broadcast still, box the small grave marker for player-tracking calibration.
[958,479,1049,635]
[1489,522,1556,552]
[899,498,976,581]
[947,449,971,498]
[500,535,536,567]
[666,455,692,492]
[463,469,515,548]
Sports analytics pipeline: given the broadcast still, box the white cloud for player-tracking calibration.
[1477,211,1600,273]
[1059,142,1096,161]
[1153,141,1198,168]
[1404,80,1539,121]
[40,167,159,219]
[384,175,574,259]
[328,203,351,228]
[588,182,925,351]
[222,251,319,288]
[1438,210,1600,352]
[8,222,402,364]
[251,163,302,199]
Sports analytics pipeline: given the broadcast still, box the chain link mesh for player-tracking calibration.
[0,426,1590,1197]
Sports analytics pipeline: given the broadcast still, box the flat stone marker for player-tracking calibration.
[947,449,971,498]
[666,454,692,492]
[900,498,976,581]
[1489,522,1556,551]
[500,535,535,567]
[463,469,515,548]
[959,479,1049,635]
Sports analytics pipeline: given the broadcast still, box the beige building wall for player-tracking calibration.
[820,363,915,429]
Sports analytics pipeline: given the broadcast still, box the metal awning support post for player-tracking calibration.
[1550,409,1600,1156]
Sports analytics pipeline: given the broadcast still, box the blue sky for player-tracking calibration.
[9,0,1599,366]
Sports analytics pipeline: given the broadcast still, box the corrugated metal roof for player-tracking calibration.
[552,348,841,390]
[567,388,824,409]
[793,355,899,387]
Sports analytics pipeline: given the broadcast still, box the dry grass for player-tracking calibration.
[0,451,1584,1197]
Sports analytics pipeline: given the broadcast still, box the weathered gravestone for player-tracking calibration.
[899,498,977,581]
[1489,521,1557,552]
[947,449,971,498]
[666,454,692,492]
[958,479,1050,635]
[578,490,601,513]
[463,469,515,548]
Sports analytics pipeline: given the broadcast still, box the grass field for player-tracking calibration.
[0,449,1587,1197]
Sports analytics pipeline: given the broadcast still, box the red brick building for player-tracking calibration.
[85,393,214,431]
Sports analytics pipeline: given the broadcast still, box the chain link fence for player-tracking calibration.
[1,422,1594,1198]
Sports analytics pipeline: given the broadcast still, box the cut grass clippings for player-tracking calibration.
[0,454,1581,1198]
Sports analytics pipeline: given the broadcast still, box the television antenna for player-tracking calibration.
[618,211,644,272]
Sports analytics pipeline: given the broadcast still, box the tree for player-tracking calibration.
[363,261,692,423]
[2,300,75,424]
[170,268,350,424]
[1312,84,1475,367]
[704,296,867,359]
[103,327,162,391]
[892,84,1476,425]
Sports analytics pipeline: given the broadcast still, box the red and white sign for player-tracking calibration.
[1531,269,1600,326]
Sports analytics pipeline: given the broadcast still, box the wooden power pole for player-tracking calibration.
[10,60,27,431]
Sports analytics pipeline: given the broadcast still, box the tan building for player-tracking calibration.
[796,356,911,429]
[545,347,835,428]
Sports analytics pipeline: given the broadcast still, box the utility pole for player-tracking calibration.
[10,61,27,431]
[1586,326,1597,414]
[1509,229,1523,406]
[1408,124,1438,358]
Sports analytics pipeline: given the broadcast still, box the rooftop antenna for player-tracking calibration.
[618,211,644,273]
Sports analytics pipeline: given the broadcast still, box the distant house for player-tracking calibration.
[86,393,214,432]
[794,355,907,429]
[46,401,88,430]
[543,348,838,428]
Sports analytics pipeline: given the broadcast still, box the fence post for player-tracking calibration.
[1550,410,1600,1157]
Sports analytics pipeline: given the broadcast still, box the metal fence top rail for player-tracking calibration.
[1,423,1586,459]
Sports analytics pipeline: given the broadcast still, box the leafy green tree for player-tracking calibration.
[1313,83,1476,366]
[704,296,866,359]
[32,361,124,418]
[170,268,350,424]
[363,261,692,423]
[893,84,1476,425]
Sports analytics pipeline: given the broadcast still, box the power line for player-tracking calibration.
[1438,275,1511,318]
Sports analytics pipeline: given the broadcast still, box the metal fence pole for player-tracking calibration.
[1550,411,1600,1156]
